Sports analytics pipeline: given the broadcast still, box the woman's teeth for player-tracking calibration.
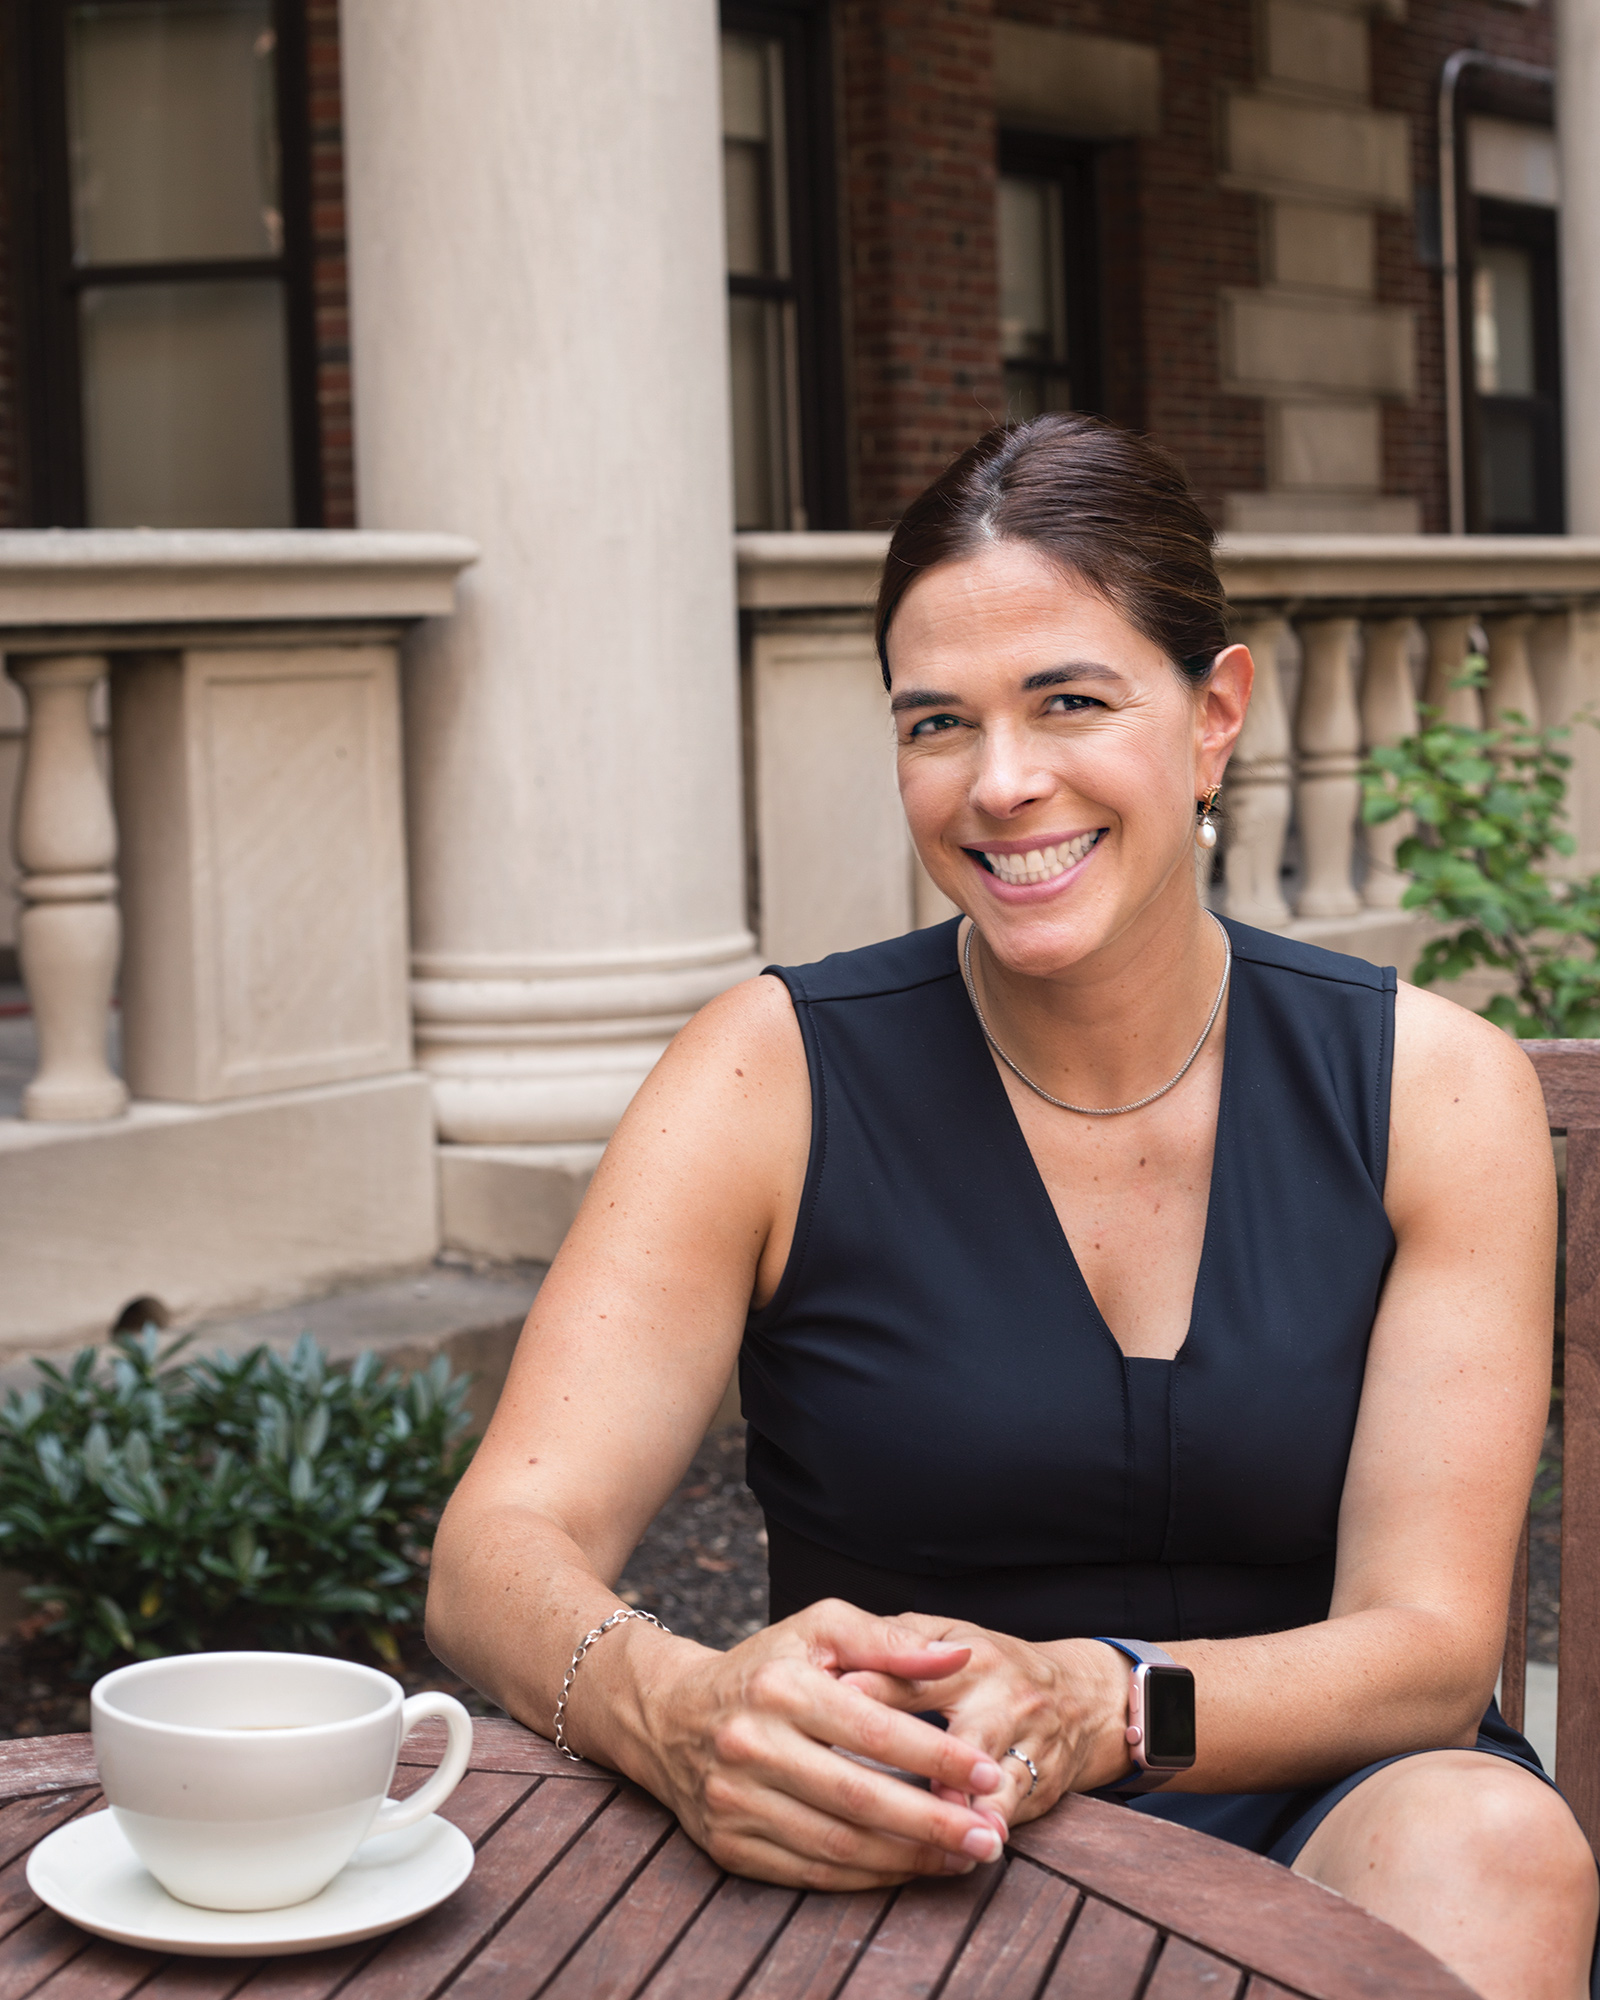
[985,831,1102,885]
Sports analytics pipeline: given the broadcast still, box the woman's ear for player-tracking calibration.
[1196,642,1254,784]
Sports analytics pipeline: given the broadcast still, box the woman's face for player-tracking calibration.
[887,538,1251,979]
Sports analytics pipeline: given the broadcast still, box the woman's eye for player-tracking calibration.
[907,713,963,738]
[1045,693,1101,714]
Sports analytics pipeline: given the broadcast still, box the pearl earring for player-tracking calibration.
[1196,786,1221,850]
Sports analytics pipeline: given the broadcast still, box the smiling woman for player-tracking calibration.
[426,413,1597,2000]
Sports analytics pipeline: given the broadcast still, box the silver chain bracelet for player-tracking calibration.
[554,1605,672,1763]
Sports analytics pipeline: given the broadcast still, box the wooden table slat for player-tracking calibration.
[1012,1797,1474,1999]
[0,1799,103,1956]
[940,1860,1080,2000]
[1037,1898,1159,2000]
[637,1876,801,2000]
[443,1786,673,2000]
[738,1890,894,2000]
[540,1826,721,2000]
[0,1793,97,1885]
[398,1720,607,1784]
[10,1938,154,2000]
[836,1857,1003,1998]
[1145,1937,1247,2000]
[0,1913,92,2000]
[1242,1982,1301,2000]
[235,1947,372,2000]
[138,1956,265,2000]
[337,1779,614,2000]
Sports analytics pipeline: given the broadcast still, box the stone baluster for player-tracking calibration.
[1423,612,1484,726]
[1359,616,1418,911]
[1294,617,1364,920]
[1222,614,1291,927]
[7,654,128,1121]
[1484,613,1541,729]
[1532,608,1600,876]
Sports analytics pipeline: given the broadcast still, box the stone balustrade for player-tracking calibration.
[737,533,1600,969]
[0,531,475,1350]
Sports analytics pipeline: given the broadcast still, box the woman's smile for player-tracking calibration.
[966,827,1107,895]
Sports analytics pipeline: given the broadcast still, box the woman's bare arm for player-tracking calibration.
[425,973,1013,1888]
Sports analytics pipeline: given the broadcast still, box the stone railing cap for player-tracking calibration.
[0,529,479,632]
[736,529,1600,612]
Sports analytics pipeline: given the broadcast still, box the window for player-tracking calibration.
[997,133,1101,421]
[1456,108,1562,534]
[1468,202,1562,533]
[719,3,845,532]
[9,0,319,527]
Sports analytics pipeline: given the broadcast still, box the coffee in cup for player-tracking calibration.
[91,1651,474,1911]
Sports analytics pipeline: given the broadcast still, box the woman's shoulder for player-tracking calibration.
[765,918,962,1006]
[1221,917,1394,994]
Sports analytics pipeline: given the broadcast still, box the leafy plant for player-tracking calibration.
[1362,664,1600,1037]
[0,1328,475,1673]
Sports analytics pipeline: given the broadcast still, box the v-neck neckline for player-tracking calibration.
[950,919,1236,1369]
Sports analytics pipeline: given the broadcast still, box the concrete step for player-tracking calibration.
[0,1259,547,1440]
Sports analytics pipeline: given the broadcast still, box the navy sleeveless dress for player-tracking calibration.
[741,915,1550,1869]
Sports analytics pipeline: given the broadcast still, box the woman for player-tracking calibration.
[429,416,1596,2000]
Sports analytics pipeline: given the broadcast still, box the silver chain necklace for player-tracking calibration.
[960,913,1232,1117]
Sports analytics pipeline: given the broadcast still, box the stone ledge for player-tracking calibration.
[0,1072,439,1354]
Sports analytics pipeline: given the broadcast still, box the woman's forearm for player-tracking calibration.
[1107,1606,1491,1795]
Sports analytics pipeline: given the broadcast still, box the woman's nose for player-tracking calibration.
[968,727,1057,821]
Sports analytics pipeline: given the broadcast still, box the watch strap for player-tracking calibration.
[1093,1636,1181,1795]
[1093,1636,1177,1668]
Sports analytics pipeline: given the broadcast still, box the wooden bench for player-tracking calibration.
[1503,1041,1600,1849]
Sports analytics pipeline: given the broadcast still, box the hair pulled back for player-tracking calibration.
[875,413,1227,690]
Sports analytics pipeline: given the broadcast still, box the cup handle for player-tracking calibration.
[370,1692,475,1835]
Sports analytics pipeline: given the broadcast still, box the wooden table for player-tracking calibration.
[0,1720,1472,2000]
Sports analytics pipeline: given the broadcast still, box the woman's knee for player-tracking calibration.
[1308,1753,1595,1912]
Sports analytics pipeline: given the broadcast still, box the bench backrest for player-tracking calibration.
[1508,1042,1600,1849]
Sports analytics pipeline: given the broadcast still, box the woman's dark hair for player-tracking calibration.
[875,413,1228,691]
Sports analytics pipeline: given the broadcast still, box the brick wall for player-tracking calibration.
[307,0,356,527]
[0,8,16,530]
[836,0,1267,528]
[835,0,1006,526]
[1373,0,1553,533]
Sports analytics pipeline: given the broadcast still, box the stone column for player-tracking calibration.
[1559,0,1600,532]
[339,2,757,1199]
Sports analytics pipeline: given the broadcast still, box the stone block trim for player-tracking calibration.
[1225,93,1411,209]
[1222,288,1417,399]
[1262,0,1371,101]
[993,20,1161,139]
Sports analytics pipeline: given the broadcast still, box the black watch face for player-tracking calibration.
[1143,1665,1197,1766]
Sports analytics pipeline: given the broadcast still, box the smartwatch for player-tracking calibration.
[1093,1637,1196,1794]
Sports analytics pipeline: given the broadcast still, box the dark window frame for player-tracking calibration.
[720,0,848,531]
[996,129,1104,421]
[4,0,322,527]
[1448,71,1562,535]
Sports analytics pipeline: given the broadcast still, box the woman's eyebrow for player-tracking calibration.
[889,662,1129,713]
[889,687,961,713]
[1022,662,1128,690]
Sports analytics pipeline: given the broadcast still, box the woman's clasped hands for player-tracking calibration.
[601,1598,1123,1893]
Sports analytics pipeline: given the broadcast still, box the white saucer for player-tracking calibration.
[26,1808,474,1957]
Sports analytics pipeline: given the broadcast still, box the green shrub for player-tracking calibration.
[1361,666,1600,1037]
[0,1327,476,1673]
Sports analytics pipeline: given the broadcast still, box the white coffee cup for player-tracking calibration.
[91,1651,475,1911]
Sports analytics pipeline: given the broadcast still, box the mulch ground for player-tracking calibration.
[0,1410,1561,1739]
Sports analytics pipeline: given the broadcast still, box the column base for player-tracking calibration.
[413,935,762,1144]
[438,1141,606,1262]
